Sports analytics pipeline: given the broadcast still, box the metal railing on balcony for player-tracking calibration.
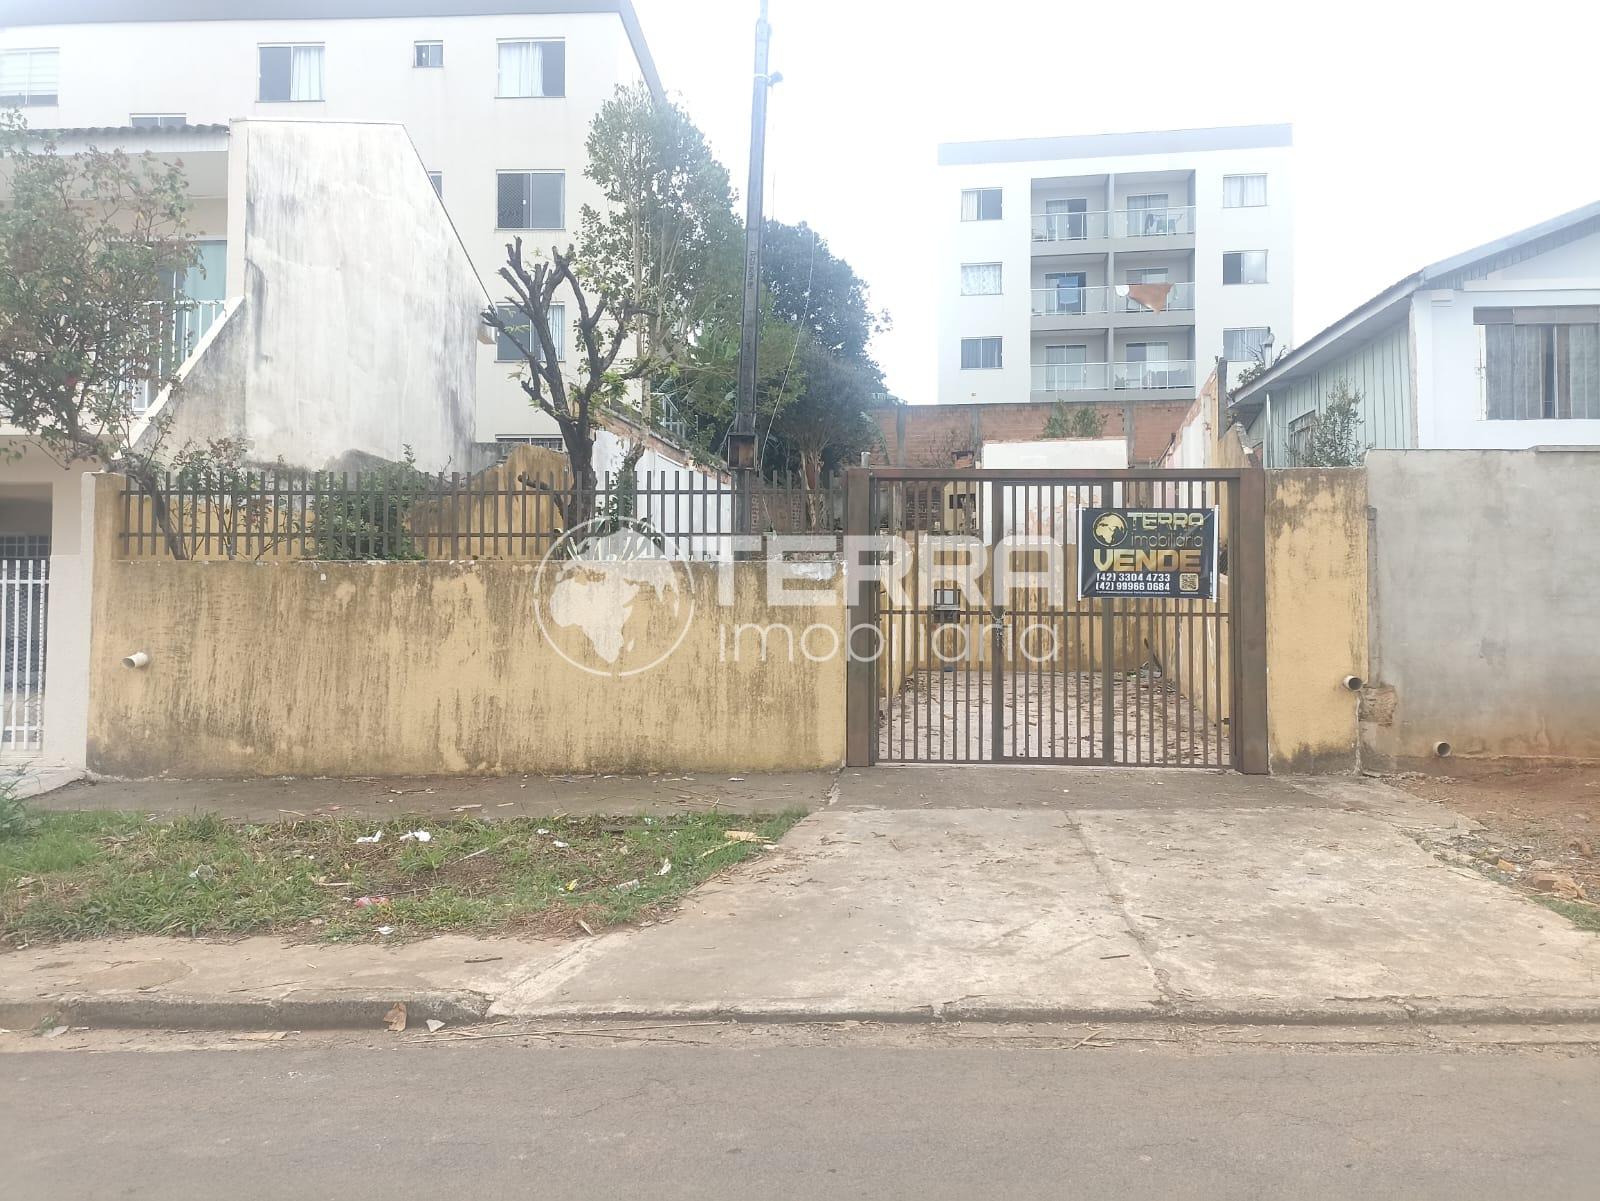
[1031,359,1196,392]
[1031,205,1197,244]
[1030,285,1112,317]
[137,298,228,413]
[1030,210,1110,243]
[1118,280,1196,314]
[1111,206,1195,239]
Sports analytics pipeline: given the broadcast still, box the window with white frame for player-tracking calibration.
[960,188,1002,221]
[427,171,443,198]
[1477,307,1600,420]
[1224,327,1271,362]
[130,114,187,128]
[497,39,565,97]
[414,40,443,68]
[1223,174,1267,207]
[258,44,324,102]
[959,263,1002,296]
[960,337,1002,370]
[496,170,564,229]
[1222,250,1268,285]
[0,48,58,107]
[494,302,565,363]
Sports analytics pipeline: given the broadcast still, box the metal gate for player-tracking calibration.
[843,468,1267,772]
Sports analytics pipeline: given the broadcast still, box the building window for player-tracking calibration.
[427,171,443,199]
[0,48,59,107]
[959,263,1002,296]
[960,188,1002,222]
[1287,410,1318,464]
[1223,174,1267,208]
[1223,250,1268,285]
[414,40,443,68]
[258,44,324,102]
[497,39,565,97]
[496,170,564,229]
[130,114,187,128]
[494,302,565,363]
[960,337,1003,370]
[1224,327,1271,362]
[1478,308,1600,420]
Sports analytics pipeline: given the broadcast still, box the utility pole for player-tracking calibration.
[731,0,775,542]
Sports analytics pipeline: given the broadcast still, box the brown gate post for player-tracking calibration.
[1233,466,1270,773]
[844,468,874,767]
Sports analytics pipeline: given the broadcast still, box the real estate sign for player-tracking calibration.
[1077,507,1218,600]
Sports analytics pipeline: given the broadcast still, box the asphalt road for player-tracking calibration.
[6,1042,1600,1199]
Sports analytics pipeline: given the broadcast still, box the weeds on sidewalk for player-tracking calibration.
[1,807,803,946]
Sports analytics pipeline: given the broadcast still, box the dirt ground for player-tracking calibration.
[1392,761,1600,919]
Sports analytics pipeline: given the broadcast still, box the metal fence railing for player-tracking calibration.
[118,464,846,562]
[1,557,49,750]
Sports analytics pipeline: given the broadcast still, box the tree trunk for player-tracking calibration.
[123,464,190,561]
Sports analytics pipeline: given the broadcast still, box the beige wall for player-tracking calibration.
[88,482,846,778]
[1265,469,1367,773]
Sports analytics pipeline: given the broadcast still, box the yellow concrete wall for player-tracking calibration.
[87,483,846,778]
[1265,469,1368,773]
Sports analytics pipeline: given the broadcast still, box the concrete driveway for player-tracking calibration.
[495,767,1600,1022]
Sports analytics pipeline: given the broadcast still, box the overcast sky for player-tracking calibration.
[631,0,1599,402]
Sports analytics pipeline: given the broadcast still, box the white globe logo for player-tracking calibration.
[532,515,695,677]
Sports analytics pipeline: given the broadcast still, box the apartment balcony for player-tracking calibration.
[1030,359,1197,402]
[1030,282,1196,331]
[1031,206,1196,256]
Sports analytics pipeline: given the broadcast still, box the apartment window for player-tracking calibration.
[1223,250,1268,285]
[1477,307,1600,420]
[1224,174,1267,208]
[960,337,1003,370]
[1224,327,1271,362]
[497,170,564,229]
[414,40,444,68]
[497,39,565,97]
[427,171,444,199]
[0,48,59,107]
[130,114,187,129]
[960,188,1002,222]
[258,44,324,102]
[494,302,565,363]
[959,263,1002,296]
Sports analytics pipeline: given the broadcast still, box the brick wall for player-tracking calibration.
[872,401,1192,468]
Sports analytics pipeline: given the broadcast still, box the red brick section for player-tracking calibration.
[871,401,1191,469]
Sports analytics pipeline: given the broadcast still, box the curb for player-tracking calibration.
[0,990,492,1032]
[11,992,1600,1033]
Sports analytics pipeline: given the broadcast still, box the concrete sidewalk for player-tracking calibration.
[6,768,1599,1029]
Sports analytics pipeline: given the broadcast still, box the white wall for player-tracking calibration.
[1414,230,1600,449]
[0,11,648,442]
[938,137,1293,406]
[145,120,489,473]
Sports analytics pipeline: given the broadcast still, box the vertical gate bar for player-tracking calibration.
[1234,468,1269,773]
[843,467,873,768]
[988,479,1002,762]
[1049,483,1059,760]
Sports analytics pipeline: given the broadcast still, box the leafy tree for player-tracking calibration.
[578,82,741,422]
[768,337,882,522]
[1229,343,1288,400]
[1294,379,1366,467]
[1040,403,1106,440]
[0,113,198,553]
[760,220,888,368]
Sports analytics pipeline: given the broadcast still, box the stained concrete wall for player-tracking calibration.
[1264,470,1367,773]
[1364,449,1600,764]
[85,482,846,778]
[148,120,490,474]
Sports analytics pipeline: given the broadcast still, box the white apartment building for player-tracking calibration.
[0,0,664,445]
[937,124,1294,408]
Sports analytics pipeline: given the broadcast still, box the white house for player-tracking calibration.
[936,124,1294,409]
[1231,201,1600,465]
[0,0,665,446]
